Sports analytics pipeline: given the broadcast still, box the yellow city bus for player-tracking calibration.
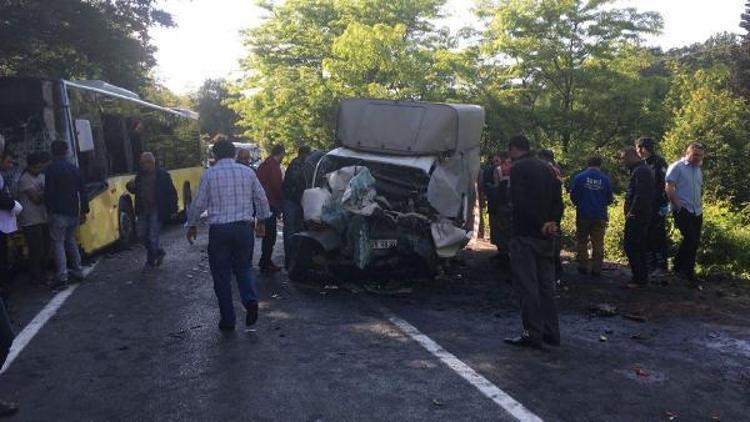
[0,78,203,258]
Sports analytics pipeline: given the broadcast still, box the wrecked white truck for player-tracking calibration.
[288,98,484,281]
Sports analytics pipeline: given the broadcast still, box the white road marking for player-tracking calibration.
[376,305,543,422]
[1,260,98,374]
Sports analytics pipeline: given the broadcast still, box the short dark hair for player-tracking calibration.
[212,139,236,160]
[26,152,50,166]
[298,145,311,156]
[635,137,655,154]
[51,140,68,157]
[587,156,603,167]
[508,135,530,152]
[538,149,555,162]
[686,141,705,152]
[271,144,285,156]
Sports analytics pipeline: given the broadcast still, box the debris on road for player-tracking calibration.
[665,410,678,420]
[599,335,608,342]
[633,366,650,378]
[432,399,444,407]
[323,284,339,290]
[590,303,618,317]
[623,313,647,322]
[271,294,282,299]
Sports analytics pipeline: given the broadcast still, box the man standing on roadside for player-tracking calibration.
[621,147,655,287]
[44,141,89,289]
[666,142,705,284]
[538,149,564,283]
[635,137,669,275]
[256,144,285,274]
[281,145,311,268]
[126,152,177,268]
[570,156,613,277]
[186,139,270,331]
[504,136,564,350]
[17,152,51,284]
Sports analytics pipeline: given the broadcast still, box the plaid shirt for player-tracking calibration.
[187,159,271,226]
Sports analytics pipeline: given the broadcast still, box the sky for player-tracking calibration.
[151,0,747,94]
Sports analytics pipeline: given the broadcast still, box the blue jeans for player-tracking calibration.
[136,212,162,263]
[282,199,304,267]
[49,213,82,282]
[208,222,258,327]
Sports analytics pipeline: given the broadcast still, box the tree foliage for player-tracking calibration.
[192,79,241,138]
[230,0,464,152]
[0,0,173,90]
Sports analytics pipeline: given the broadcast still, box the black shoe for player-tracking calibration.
[504,335,544,350]
[0,399,19,417]
[246,301,258,326]
[155,250,166,267]
[218,323,235,332]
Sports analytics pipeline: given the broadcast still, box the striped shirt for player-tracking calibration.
[187,159,271,226]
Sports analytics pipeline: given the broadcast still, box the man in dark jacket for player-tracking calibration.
[126,152,178,267]
[256,144,285,273]
[635,137,669,274]
[621,146,655,287]
[281,145,311,268]
[504,136,564,350]
[45,141,89,288]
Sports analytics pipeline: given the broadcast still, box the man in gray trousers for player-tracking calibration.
[504,135,564,350]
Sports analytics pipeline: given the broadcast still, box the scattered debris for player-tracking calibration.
[190,325,202,330]
[115,345,129,351]
[432,399,444,407]
[665,410,678,420]
[631,332,646,340]
[590,303,618,317]
[271,294,282,299]
[599,335,608,342]
[125,281,133,285]
[633,366,650,378]
[604,329,614,335]
[623,313,647,323]
[323,285,339,290]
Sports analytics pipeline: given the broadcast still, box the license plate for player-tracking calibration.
[371,239,397,249]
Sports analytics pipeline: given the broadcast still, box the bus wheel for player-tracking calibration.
[118,202,137,248]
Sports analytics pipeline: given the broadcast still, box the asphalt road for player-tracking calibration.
[1,225,749,421]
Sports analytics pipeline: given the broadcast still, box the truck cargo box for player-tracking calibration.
[335,99,484,156]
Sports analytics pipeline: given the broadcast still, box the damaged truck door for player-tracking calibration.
[288,98,484,282]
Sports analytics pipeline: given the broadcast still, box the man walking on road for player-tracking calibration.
[635,137,669,274]
[570,156,613,277]
[186,139,271,331]
[621,147,655,287]
[44,141,89,289]
[281,145,311,268]
[126,152,178,267]
[666,142,705,284]
[504,135,564,350]
[256,144,285,273]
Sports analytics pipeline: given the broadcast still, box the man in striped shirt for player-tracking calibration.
[186,138,271,331]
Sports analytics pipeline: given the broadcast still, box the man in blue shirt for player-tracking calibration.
[666,142,705,283]
[570,156,614,276]
[44,141,89,288]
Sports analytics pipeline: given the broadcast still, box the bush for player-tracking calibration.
[561,195,750,281]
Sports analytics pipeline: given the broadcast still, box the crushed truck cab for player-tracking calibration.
[288,98,484,281]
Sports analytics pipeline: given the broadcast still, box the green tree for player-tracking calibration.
[477,0,663,153]
[663,66,750,205]
[0,0,173,90]
[192,79,241,138]
[231,0,461,152]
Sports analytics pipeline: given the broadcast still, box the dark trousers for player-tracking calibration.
[0,232,8,289]
[673,209,703,279]
[509,236,560,344]
[22,224,50,283]
[0,298,14,365]
[646,213,668,271]
[259,208,279,268]
[208,222,258,328]
[282,200,304,268]
[624,217,650,283]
